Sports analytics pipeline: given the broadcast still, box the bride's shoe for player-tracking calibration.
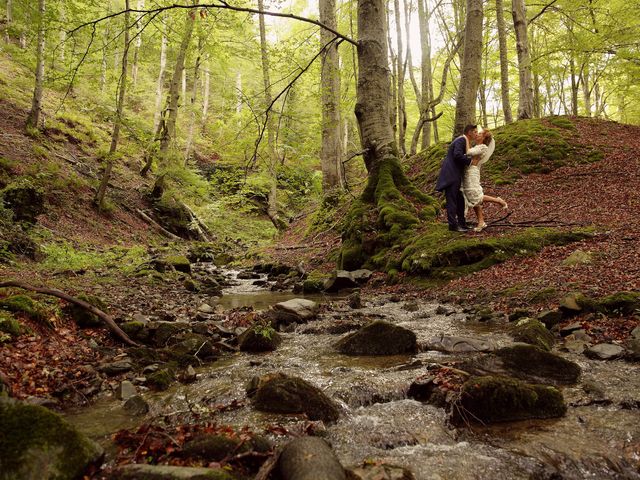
[474,222,487,232]
[497,197,508,210]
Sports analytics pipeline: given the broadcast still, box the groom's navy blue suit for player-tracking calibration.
[436,135,472,230]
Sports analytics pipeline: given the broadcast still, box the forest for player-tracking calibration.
[0,0,639,478]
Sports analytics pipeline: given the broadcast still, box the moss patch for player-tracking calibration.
[0,295,48,323]
[456,375,566,424]
[401,225,592,279]
[510,318,555,351]
[0,397,103,479]
[0,312,22,338]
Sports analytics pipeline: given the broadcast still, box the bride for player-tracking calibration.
[463,129,508,232]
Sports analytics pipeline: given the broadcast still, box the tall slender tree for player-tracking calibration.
[95,0,131,211]
[26,0,46,130]
[512,0,533,119]
[393,0,407,155]
[319,0,343,192]
[495,0,513,123]
[453,0,483,137]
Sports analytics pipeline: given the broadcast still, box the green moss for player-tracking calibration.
[457,375,566,424]
[0,398,103,479]
[0,295,48,323]
[401,225,592,278]
[64,294,107,328]
[510,318,555,351]
[147,368,175,391]
[527,287,558,303]
[0,311,22,337]
[594,292,640,315]
[495,344,581,384]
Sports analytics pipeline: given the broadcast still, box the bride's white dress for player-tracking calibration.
[462,138,495,210]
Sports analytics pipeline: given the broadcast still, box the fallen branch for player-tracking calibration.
[254,447,282,480]
[0,281,140,347]
[136,208,182,241]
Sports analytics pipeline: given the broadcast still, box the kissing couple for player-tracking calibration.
[435,124,508,232]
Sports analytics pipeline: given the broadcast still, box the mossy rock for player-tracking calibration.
[249,373,340,423]
[182,433,271,462]
[119,321,147,340]
[455,375,566,424]
[594,291,640,315]
[146,368,175,391]
[302,278,325,293]
[187,242,218,263]
[0,295,48,323]
[510,318,555,351]
[165,255,192,274]
[63,294,107,328]
[495,344,580,385]
[335,321,417,356]
[238,325,282,352]
[0,397,103,479]
[166,334,218,364]
[0,312,22,337]
[1,182,45,223]
[401,225,592,278]
[111,464,236,480]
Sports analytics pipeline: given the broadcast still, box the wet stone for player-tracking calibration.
[272,298,319,324]
[424,334,493,353]
[585,343,625,360]
[347,463,415,480]
[123,395,149,416]
[115,380,136,401]
[537,310,564,329]
[560,322,584,337]
[335,321,417,356]
[99,359,133,375]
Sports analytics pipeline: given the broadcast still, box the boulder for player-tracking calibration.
[347,291,362,309]
[110,464,235,479]
[559,292,590,316]
[626,338,640,361]
[0,397,103,479]
[585,343,625,360]
[248,373,340,423]
[346,463,415,480]
[335,321,417,356]
[147,321,190,347]
[324,271,358,292]
[350,269,373,283]
[271,299,319,325]
[510,318,555,351]
[98,359,133,375]
[278,437,345,480]
[595,292,640,315]
[115,380,136,401]
[302,279,324,293]
[454,375,566,424]
[146,368,175,391]
[182,433,271,462]
[536,310,563,329]
[463,345,581,385]
[123,395,149,416]
[424,334,493,353]
[562,249,593,267]
[238,325,282,352]
[631,326,640,340]
[167,334,218,364]
[559,322,584,337]
[508,309,531,322]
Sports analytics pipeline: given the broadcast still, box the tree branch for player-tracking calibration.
[69,2,357,47]
[528,0,559,25]
[0,281,140,347]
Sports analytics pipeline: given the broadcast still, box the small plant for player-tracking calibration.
[253,321,275,340]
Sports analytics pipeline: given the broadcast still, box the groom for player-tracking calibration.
[436,124,479,232]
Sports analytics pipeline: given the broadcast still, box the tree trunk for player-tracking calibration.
[569,56,578,116]
[152,25,167,134]
[453,0,483,138]
[319,0,343,193]
[393,0,406,156]
[582,64,591,117]
[4,0,12,43]
[235,71,242,113]
[158,1,198,156]
[512,0,533,120]
[258,0,285,231]
[184,35,203,164]
[495,0,513,124]
[131,0,145,87]
[417,0,433,150]
[202,58,210,127]
[95,0,131,211]
[58,5,66,66]
[387,7,397,141]
[342,0,435,270]
[25,0,46,130]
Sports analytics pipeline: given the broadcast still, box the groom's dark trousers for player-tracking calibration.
[436,136,471,230]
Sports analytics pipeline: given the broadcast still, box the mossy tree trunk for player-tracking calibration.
[496,0,513,124]
[341,0,437,271]
[25,0,46,130]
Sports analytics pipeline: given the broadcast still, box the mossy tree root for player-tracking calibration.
[340,153,438,270]
[0,280,140,347]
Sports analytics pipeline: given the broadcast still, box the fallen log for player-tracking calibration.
[135,208,182,241]
[0,281,140,347]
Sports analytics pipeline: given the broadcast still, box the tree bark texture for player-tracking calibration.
[319,0,343,192]
[159,1,198,155]
[453,0,483,138]
[152,25,168,134]
[417,0,433,150]
[582,65,591,117]
[184,35,203,163]
[4,0,12,43]
[495,0,513,123]
[26,0,46,130]
[95,0,131,211]
[131,0,145,86]
[512,0,533,120]
[393,0,406,155]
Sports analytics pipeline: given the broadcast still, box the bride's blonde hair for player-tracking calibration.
[481,129,493,146]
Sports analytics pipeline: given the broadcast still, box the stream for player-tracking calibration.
[65,268,640,479]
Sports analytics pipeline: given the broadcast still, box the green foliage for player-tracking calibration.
[253,321,276,340]
[40,242,147,273]
[0,312,23,338]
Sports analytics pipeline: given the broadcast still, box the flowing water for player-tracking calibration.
[65,270,640,479]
